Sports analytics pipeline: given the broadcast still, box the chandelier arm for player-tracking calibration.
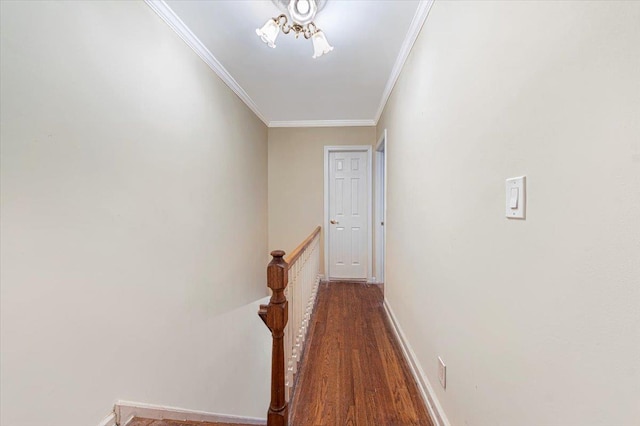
[304,22,318,39]
[271,13,293,35]
[258,7,333,56]
[276,14,288,25]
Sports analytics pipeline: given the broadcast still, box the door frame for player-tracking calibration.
[324,145,373,281]
[375,129,387,285]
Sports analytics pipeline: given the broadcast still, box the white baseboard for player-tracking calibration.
[115,401,266,425]
[98,412,117,426]
[383,299,451,426]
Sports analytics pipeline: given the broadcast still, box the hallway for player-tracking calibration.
[290,282,433,426]
[2,2,639,425]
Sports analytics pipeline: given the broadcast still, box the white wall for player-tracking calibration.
[377,1,640,425]
[0,2,270,425]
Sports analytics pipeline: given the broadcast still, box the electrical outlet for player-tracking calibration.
[438,356,446,389]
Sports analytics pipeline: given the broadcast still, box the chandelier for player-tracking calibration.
[256,0,334,59]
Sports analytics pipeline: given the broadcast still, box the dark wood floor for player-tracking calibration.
[290,282,433,426]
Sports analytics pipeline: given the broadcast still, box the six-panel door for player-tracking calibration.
[328,150,368,279]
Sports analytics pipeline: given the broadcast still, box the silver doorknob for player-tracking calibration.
[330,219,338,224]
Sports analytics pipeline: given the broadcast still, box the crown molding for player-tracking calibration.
[145,0,269,125]
[146,0,433,129]
[269,119,376,128]
[373,0,435,124]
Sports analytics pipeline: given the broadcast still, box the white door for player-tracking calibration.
[328,150,368,279]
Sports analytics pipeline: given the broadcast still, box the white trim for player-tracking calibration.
[374,129,388,284]
[323,145,373,282]
[115,401,266,425]
[373,0,435,124]
[383,300,451,426]
[144,0,269,125]
[269,119,376,128]
[97,412,117,426]
[375,129,387,153]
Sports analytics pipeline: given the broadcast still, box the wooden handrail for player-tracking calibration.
[259,225,322,426]
[284,226,321,267]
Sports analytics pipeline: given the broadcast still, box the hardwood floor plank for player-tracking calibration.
[290,282,433,426]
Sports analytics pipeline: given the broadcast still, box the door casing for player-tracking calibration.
[324,145,373,281]
[375,129,387,285]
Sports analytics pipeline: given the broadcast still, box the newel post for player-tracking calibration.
[258,250,289,426]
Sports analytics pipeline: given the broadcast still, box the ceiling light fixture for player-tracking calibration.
[256,0,333,59]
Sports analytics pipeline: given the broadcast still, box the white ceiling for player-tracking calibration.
[150,0,431,126]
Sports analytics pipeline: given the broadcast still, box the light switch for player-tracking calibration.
[506,176,526,219]
[509,188,519,209]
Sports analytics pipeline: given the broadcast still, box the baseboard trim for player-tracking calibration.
[115,401,266,425]
[383,299,451,426]
[98,412,117,426]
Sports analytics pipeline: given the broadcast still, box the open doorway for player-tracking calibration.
[375,130,387,292]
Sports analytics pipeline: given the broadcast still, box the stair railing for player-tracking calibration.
[259,226,322,426]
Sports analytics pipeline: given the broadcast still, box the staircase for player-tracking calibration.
[258,227,323,426]
[124,226,433,426]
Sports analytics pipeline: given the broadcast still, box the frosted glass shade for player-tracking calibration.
[311,30,333,58]
[256,19,279,48]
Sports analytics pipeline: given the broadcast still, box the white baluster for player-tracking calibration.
[278,230,323,403]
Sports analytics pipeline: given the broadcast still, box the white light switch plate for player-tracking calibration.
[506,176,526,219]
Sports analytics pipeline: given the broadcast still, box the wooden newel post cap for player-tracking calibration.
[267,250,288,295]
[271,250,285,258]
